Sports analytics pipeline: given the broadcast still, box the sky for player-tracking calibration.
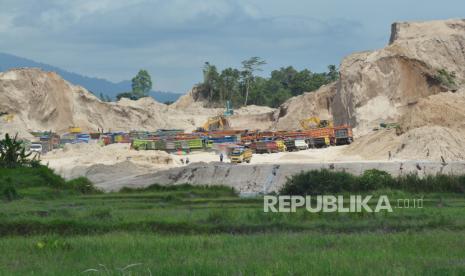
[0,0,464,93]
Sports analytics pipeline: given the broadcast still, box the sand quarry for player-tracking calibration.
[2,19,465,192]
[41,141,465,193]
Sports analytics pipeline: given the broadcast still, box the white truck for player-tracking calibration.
[29,143,43,154]
[294,139,309,150]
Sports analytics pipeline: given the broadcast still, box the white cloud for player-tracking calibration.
[4,0,460,92]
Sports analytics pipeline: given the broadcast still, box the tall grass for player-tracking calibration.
[280,169,465,195]
[0,165,100,199]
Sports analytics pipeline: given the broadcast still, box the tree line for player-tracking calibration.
[197,57,338,108]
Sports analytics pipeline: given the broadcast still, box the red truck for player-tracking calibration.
[255,141,278,154]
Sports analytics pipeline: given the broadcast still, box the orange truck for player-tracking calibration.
[333,125,353,145]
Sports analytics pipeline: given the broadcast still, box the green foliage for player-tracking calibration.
[132,69,153,98]
[241,57,267,105]
[67,177,101,194]
[0,133,34,168]
[116,91,138,100]
[357,169,396,191]
[2,186,19,201]
[117,69,153,101]
[280,169,356,195]
[35,238,71,251]
[0,165,99,198]
[434,69,457,90]
[197,59,338,108]
[280,169,465,195]
[120,183,236,197]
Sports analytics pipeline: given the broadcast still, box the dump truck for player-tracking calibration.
[307,137,330,148]
[294,139,309,150]
[334,125,353,145]
[275,140,287,152]
[256,141,278,154]
[284,139,298,151]
[230,147,252,163]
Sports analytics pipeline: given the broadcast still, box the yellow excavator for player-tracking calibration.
[299,116,333,130]
[199,115,230,132]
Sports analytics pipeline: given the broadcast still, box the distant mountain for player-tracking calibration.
[0,52,181,103]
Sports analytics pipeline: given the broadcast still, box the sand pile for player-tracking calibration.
[344,126,465,161]
[0,68,275,137]
[43,143,178,179]
[273,83,337,130]
[345,88,465,161]
[332,19,465,135]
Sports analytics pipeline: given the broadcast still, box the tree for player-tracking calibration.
[196,61,336,108]
[131,70,152,98]
[202,62,219,102]
[0,133,34,168]
[241,57,266,106]
[219,67,241,103]
[327,65,339,82]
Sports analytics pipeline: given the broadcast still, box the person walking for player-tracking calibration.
[220,153,224,162]
[186,157,190,164]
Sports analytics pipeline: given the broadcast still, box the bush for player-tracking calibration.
[67,177,101,194]
[280,169,465,195]
[0,165,65,189]
[37,165,66,188]
[280,169,356,195]
[434,69,457,90]
[0,133,33,168]
[357,169,395,191]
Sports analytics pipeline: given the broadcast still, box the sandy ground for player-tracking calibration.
[40,142,463,193]
[43,143,368,181]
[177,146,365,165]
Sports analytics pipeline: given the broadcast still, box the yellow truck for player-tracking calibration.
[230,147,253,164]
[275,140,287,152]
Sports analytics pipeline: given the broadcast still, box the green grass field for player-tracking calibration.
[1,167,465,274]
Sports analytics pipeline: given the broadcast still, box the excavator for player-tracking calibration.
[198,115,230,132]
[299,116,333,130]
[197,101,233,132]
[224,100,234,116]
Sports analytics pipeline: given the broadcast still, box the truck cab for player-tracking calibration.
[230,147,253,163]
[29,143,43,154]
[294,139,309,150]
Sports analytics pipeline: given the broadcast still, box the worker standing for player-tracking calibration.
[220,153,224,162]
[186,157,190,165]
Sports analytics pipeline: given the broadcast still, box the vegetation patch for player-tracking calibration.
[433,68,458,90]
[280,169,465,195]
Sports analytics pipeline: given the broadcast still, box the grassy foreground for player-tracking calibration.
[1,167,465,274]
[2,231,465,275]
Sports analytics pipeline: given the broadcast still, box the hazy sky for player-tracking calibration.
[0,0,463,93]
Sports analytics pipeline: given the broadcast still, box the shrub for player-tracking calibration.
[0,133,33,168]
[280,169,465,195]
[357,169,395,191]
[434,69,457,90]
[280,169,356,195]
[67,177,101,194]
[37,165,66,188]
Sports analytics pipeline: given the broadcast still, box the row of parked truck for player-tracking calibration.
[25,124,353,157]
